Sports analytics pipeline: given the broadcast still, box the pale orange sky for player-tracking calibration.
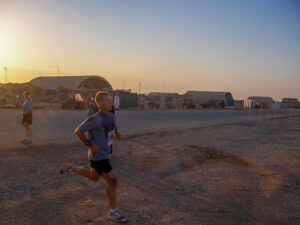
[0,0,299,101]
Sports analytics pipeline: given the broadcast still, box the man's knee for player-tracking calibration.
[89,173,100,182]
[89,168,100,182]
[106,174,117,186]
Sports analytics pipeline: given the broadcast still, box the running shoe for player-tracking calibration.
[59,163,73,175]
[107,209,128,223]
[23,139,32,145]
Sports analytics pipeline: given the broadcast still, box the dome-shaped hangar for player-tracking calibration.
[77,76,112,90]
[30,75,113,91]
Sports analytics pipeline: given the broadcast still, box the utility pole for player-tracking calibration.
[122,77,125,90]
[4,66,7,83]
[57,65,60,88]
[138,81,141,95]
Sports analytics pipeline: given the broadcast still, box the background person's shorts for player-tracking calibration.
[22,113,32,125]
[90,159,112,175]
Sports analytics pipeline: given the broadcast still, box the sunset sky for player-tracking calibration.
[0,0,299,100]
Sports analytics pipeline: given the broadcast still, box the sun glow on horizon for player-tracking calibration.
[0,39,5,65]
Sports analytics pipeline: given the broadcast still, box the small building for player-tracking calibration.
[137,94,148,109]
[184,91,234,108]
[147,92,183,109]
[282,98,298,108]
[243,99,255,108]
[112,89,138,109]
[248,96,274,108]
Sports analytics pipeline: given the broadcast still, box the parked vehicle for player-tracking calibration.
[201,100,225,109]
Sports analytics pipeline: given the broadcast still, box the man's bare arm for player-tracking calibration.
[74,128,100,154]
[74,128,87,143]
[114,128,121,140]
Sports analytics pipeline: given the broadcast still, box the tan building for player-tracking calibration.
[147,92,183,109]
[282,98,298,107]
[30,75,113,91]
[184,91,234,107]
[248,96,274,108]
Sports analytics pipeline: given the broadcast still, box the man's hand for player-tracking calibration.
[89,143,100,154]
[114,131,121,140]
[75,128,100,154]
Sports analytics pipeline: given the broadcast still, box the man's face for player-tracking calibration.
[98,95,113,112]
[24,94,30,100]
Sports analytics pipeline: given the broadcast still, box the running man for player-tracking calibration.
[61,91,127,223]
[86,93,119,155]
[22,91,33,144]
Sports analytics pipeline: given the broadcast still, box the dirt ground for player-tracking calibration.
[0,121,299,225]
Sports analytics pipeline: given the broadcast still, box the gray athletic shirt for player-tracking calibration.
[23,99,33,114]
[77,112,117,161]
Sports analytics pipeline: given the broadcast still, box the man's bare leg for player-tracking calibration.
[22,123,32,144]
[25,124,31,139]
[103,170,128,222]
[101,170,117,209]
[72,167,100,181]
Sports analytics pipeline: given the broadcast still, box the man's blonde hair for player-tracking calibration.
[23,91,30,96]
[95,91,109,103]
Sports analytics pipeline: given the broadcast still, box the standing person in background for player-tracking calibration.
[110,94,121,155]
[109,104,116,155]
[22,91,33,145]
[86,95,99,117]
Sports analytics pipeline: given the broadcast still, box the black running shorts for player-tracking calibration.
[22,113,32,125]
[90,159,112,175]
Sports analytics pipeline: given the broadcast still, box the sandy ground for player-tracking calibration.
[0,121,299,225]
